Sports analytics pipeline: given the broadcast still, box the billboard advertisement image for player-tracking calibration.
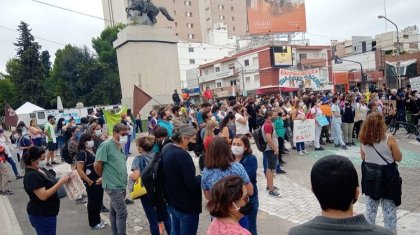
[247,0,307,34]
[272,46,293,67]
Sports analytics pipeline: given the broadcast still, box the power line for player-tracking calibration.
[0,24,66,46]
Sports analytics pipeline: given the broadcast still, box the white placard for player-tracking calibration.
[63,170,86,201]
[409,76,420,91]
[293,119,316,143]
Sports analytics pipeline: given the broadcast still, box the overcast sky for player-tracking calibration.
[0,0,419,73]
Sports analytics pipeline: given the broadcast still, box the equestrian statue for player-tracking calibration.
[126,0,174,25]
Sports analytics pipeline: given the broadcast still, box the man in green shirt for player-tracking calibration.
[94,123,129,235]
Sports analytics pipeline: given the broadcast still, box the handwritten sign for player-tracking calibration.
[293,119,315,143]
[279,68,323,89]
[382,100,396,115]
[409,76,420,91]
[63,170,86,201]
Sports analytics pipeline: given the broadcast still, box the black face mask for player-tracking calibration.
[187,142,196,151]
[236,202,253,215]
[167,115,172,121]
[157,140,164,151]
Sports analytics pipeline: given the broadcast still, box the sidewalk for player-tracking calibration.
[0,195,23,235]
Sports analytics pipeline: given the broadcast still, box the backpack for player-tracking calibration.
[194,126,205,156]
[141,150,165,207]
[252,125,267,152]
[61,143,73,164]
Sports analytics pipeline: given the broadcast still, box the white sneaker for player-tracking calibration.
[299,151,304,156]
[302,150,309,154]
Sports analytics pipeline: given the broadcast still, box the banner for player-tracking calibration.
[4,102,18,127]
[133,85,152,116]
[247,0,307,34]
[279,68,323,89]
[103,106,128,135]
[293,119,315,143]
[409,76,420,91]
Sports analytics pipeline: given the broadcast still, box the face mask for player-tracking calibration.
[231,146,245,156]
[233,201,253,215]
[86,140,94,148]
[119,135,128,145]
[95,129,102,137]
[178,111,183,116]
[262,108,267,113]
[167,115,172,121]
[187,142,196,151]
[275,102,279,107]
[299,102,304,107]
[13,134,19,139]
[62,121,66,125]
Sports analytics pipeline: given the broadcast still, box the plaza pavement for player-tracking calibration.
[1,133,420,235]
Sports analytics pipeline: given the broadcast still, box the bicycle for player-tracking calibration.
[387,113,420,138]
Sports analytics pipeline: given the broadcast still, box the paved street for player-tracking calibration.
[1,133,420,235]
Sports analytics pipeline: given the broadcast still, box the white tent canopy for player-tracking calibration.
[15,102,45,115]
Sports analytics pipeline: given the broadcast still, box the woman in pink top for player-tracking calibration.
[206,175,252,235]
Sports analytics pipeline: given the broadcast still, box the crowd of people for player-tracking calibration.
[0,84,416,234]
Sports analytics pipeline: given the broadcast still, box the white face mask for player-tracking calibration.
[262,108,267,113]
[231,146,245,156]
[13,134,19,139]
[119,135,128,145]
[95,129,102,137]
[299,102,304,107]
[179,111,183,116]
[86,140,94,148]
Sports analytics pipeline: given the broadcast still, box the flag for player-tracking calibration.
[133,85,152,115]
[103,106,128,136]
[4,101,18,127]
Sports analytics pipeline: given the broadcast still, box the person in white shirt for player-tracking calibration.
[233,104,249,135]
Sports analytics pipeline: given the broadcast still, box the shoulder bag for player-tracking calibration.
[361,144,402,206]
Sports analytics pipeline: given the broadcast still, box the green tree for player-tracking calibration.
[0,78,17,116]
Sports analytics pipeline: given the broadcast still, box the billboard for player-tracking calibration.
[247,0,307,34]
[272,46,293,67]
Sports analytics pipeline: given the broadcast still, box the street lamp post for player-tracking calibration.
[235,60,246,97]
[378,15,401,89]
[335,56,366,91]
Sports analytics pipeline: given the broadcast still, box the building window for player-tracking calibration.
[175,33,179,36]
[299,54,307,60]
[206,17,210,21]
[184,0,191,6]
[173,10,176,15]
[218,5,224,10]
[188,47,194,52]
[230,80,237,86]
[231,6,234,11]
[232,16,235,21]
[187,23,194,28]
[254,75,260,83]
[228,63,235,69]
[244,59,250,66]
[215,67,220,72]
[232,26,236,31]
[245,77,251,84]
[205,7,210,11]
[216,81,222,88]
[252,57,258,66]
[173,0,175,3]
[219,15,225,20]
[185,12,192,17]
[187,33,195,39]
[174,22,178,27]
[189,59,195,64]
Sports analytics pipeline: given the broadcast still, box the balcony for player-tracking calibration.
[213,85,241,98]
[199,68,237,83]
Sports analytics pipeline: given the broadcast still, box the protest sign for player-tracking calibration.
[382,100,396,116]
[293,119,315,143]
[63,170,86,201]
[409,76,420,91]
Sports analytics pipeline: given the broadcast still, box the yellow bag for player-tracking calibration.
[129,178,147,200]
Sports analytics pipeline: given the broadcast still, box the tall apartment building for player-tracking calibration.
[102,0,248,43]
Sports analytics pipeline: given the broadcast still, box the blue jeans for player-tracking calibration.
[57,136,64,150]
[262,151,281,174]
[248,196,259,235]
[140,195,171,235]
[29,214,57,235]
[167,205,199,235]
[6,156,19,176]
[296,142,305,152]
[124,135,131,156]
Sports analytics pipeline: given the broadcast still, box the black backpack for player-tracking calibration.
[252,125,267,152]
[141,149,165,206]
[61,143,73,164]
[194,126,205,156]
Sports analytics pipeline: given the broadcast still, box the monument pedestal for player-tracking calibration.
[113,25,181,115]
